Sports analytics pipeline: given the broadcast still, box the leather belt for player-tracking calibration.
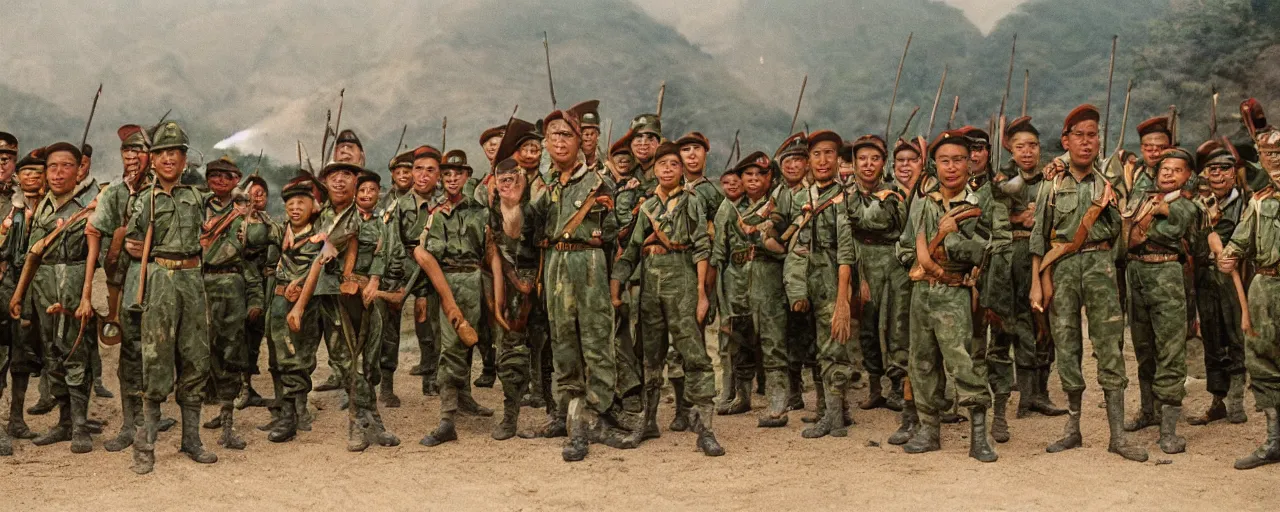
[912,270,972,287]
[856,235,897,245]
[1126,253,1180,264]
[204,265,242,275]
[442,265,479,273]
[730,247,755,265]
[1012,230,1033,239]
[1080,241,1112,253]
[154,256,201,270]
[551,242,596,252]
[642,243,689,256]
[1257,266,1280,277]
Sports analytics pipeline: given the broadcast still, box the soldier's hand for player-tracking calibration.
[284,281,303,303]
[286,307,303,333]
[361,280,379,307]
[74,301,95,323]
[859,279,871,304]
[610,279,623,309]
[831,300,852,344]
[1217,256,1237,274]
[248,307,263,322]
[414,297,428,323]
[9,297,22,320]
[937,215,959,237]
[1042,159,1066,180]
[791,299,809,313]
[595,195,614,210]
[696,294,710,325]
[1030,284,1044,313]
[444,304,465,330]
[318,243,339,265]
[494,307,511,332]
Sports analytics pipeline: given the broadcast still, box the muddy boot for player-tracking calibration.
[347,412,370,452]
[831,388,854,437]
[562,398,589,462]
[314,374,342,392]
[422,375,440,396]
[363,409,401,447]
[885,376,905,412]
[1157,403,1187,454]
[859,374,887,410]
[786,368,805,411]
[422,385,459,447]
[409,363,425,376]
[27,375,54,415]
[803,369,826,423]
[669,378,690,432]
[758,372,790,428]
[94,378,114,399]
[1235,408,1280,470]
[692,406,724,456]
[158,416,177,432]
[7,373,36,439]
[458,386,494,417]
[521,413,567,439]
[1030,368,1067,416]
[1123,379,1159,432]
[1226,374,1248,424]
[902,415,941,454]
[715,357,735,409]
[268,399,297,443]
[0,428,10,456]
[888,400,918,445]
[217,403,246,450]
[336,389,350,411]
[493,395,521,441]
[295,395,312,432]
[380,374,401,408]
[641,387,661,441]
[1187,394,1226,426]
[719,377,751,416]
[802,387,844,439]
[132,400,161,475]
[69,393,93,454]
[1105,389,1149,462]
[259,374,284,432]
[991,394,1010,443]
[474,370,496,389]
[968,406,998,462]
[1015,370,1035,418]
[179,404,218,464]
[202,408,223,429]
[1046,390,1083,453]
[32,397,72,446]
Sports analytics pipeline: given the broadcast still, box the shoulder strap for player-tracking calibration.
[556,178,604,241]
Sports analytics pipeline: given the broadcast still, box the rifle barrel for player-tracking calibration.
[927,65,947,138]
[885,33,913,141]
[1102,35,1118,154]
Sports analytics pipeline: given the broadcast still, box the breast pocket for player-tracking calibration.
[1051,191,1079,231]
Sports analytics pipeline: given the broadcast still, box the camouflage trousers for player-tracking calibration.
[266,294,320,399]
[437,271,483,415]
[543,247,616,415]
[324,294,377,412]
[205,272,250,402]
[1127,261,1188,405]
[727,260,788,389]
[494,268,535,404]
[1,279,44,380]
[245,278,270,377]
[614,284,643,403]
[114,262,144,397]
[1195,265,1246,396]
[140,266,211,405]
[857,244,911,380]
[1244,274,1280,409]
[1048,251,1127,393]
[1008,238,1053,371]
[31,263,91,401]
[908,282,990,424]
[637,254,714,408]
[318,292,354,387]
[806,259,853,391]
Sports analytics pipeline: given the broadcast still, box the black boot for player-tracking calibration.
[347,413,370,452]
[786,368,805,412]
[758,372,790,428]
[380,373,401,408]
[268,399,297,443]
[859,374,887,410]
[493,395,521,441]
[885,376,905,412]
[474,371,497,389]
[1029,368,1067,416]
[802,387,844,439]
[720,378,752,416]
[32,397,72,446]
[70,392,93,454]
[235,375,266,410]
[458,387,494,417]
[132,400,161,475]
[1235,408,1280,470]
[218,403,246,450]
[1187,395,1226,426]
[157,415,177,433]
[641,387,661,441]
[94,378,114,399]
[0,427,9,456]
[295,394,312,432]
[669,378,690,432]
[26,375,54,415]
[991,394,1011,443]
[803,367,825,423]
[179,404,218,464]
[422,385,459,446]
[363,409,401,447]
[888,400,918,445]
[1123,379,1159,432]
[968,406,998,462]
[562,398,589,462]
[7,373,36,439]
[105,395,141,452]
[902,416,941,454]
[1158,403,1186,454]
[692,406,724,457]
[1105,389,1149,462]
[314,374,342,392]
[1015,369,1035,418]
[1046,390,1083,453]
[1226,374,1248,424]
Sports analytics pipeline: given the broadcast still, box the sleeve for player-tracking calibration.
[1224,200,1258,260]
[1029,179,1053,256]
[368,221,388,279]
[89,186,122,234]
[381,213,405,287]
[424,211,444,257]
[1145,199,1196,248]
[897,199,922,268]
[835,200,856,267]
[689,197,711,264]
[611,200,645,283]
[944,212,989,266]
[598,179,618,246]
[710,201,731,269]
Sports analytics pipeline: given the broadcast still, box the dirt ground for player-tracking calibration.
[3,300,1279,511]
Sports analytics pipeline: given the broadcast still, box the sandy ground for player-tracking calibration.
[3,298,1279,511]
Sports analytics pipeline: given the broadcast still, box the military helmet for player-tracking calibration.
[150,121,190,152]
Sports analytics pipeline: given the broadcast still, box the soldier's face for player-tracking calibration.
[442,168,469,197]
[285,195,316,228]
[0,153,15,182]
[742,167,770,199]
[680,143,706,174]
[334,143,364,167]
[77,155,92,183]
[969,145,989,172]
[809,141,838,184]
[546,120,581,169]
[152,148,187,184]
[1258,145,1280,183]
[781,155,807,186]
[482,136,503,163]
[631,133,658,162]
[720,174,743,201]
[248,183,268,211]
[1157,158,1191,193]
[581,127,600,155]
[206,170,240,196]
[1203,162,1235,196]
[325,170,357,206]
[412,157,440,195]
[18,169,44,193]
[392,167,413,191]
[46,151,79,196]
[654,154,682,189]
[934,144,971,193]
[893,149,922,189]
[855,147,884,188]
[611,153,634,175]
[1140,132,1171,167]
[121,146,147,183]
[515,140,542,170]
[495,172,523,201]
[1009,132,1041,172]
[1061,120,1099,169]
[356,181,380,210]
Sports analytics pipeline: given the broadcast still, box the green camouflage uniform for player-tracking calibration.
[344,206,394,413]
[998,162,1054,377]
[610,173,646,411]
[975,172,1016,396]
[663,176,724,379]
[532,163,617,415]
[423,195,488,417]
[848,182,911,385]
[394,190,443,389]
[267,224,324,399]
[1194,188,1246,396]
[1,191,41,381]
[243,210,282,382]
[313,202,363,396]
[201,196,261,402]
[897,187,991,426]
[777,183,818,396]
[489,194,542,415]
[1224,187,1280,408]
[71,179,105,392]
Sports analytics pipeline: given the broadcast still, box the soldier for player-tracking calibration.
[378,150,415,214]
[314,130,365,396]
[7,142,96,455]
[1187,140,1248,425]
[530,107,617,462]
[396,146,445,393]
[347,169,401,448]
[417,150,489,447]
[720,171,743,203]
[1030,105,1147,462]
[608,129,648,428]
[576,101,605,170]
[968,124,1015,444]
[892,138,924,190]
[610,141,723,456]
[69,143,114,401]
[711,151,792,429]
[608,135,636,185]
[896,131,996,462]
[1221,127,1280,470]
[844,135,910,415]
[481,125,505,166]
[774,132,820,418]
[488,157,539,440]
[783,130,856,439]
[194,157,259,451]
[1124,147,1198,454]
[628,114,661,189]
[237,170,278,411]
[1,143,40,456]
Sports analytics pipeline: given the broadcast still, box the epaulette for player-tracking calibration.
[873,189,905,203]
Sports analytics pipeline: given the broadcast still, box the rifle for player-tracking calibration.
[998,34,1017,125]
[395,124,407,155]
[1116,79,1134,151]
[126,187,158,322]
[894,107,920,144]
[543,31,557,110]
[1035,180,1113,310]
[1209,86,1220,139]
[789,74,808,135]
[441,116,448,151]
[1102,35,1118,155]
[723,129,741,172]
[947,96,960,130]
[907,205,982,281]
[79,84,103,165]
[320,109,332,166]
[286,205,357,333]
[1169,104,1179,146]
[1208,232,1255,336]
[329,88,345,161]
[1021,69,1029,117]
[885,33,913,142]
[927,65,947,138]
[656,81,666,119]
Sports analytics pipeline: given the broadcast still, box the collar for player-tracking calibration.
[653,184,685,203]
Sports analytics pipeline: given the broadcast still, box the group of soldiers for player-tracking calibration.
[1,94,1279,474]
